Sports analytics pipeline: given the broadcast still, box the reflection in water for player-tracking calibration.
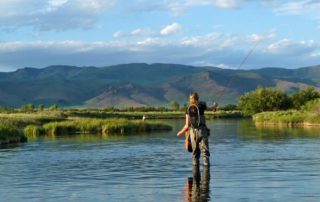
[186,166,210,202]
[2,119,320,201]
[237,119,320,141]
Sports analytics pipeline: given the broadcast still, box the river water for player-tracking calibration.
[1,119,320,201]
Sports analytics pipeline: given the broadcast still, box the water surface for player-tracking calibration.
[1,119,320,201]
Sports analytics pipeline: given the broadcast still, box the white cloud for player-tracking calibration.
[310,51,320,58]
[0,34,319,71]
[0,0,117,31]
[137,38,162,46]
[113,28,153,38]
[274,0,320,30]
[248,32,276,42]
[131,29,143,35]
[214,0,238,8]
[113,31,122,38]
[275,1,320,15]
[128,0,242,17]
[181,33,221,47]
[160,23,182,36]
[267,39,317,55]
[47,0,69,10]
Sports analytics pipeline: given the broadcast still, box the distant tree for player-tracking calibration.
[219,104,237,111]
[301,98,320,113]
[105,106,116,112]
[170,101,180,111]
[49,104,58,111]
[238,87,292,115]
[290,87,320,109]
[0,105,13,113]
[21,104,34,112]
[38,104,45,111]
[180,103,188,112]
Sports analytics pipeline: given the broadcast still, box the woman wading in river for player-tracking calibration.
[177,92,217,166]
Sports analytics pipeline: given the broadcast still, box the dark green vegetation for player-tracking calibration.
[238,87,320,115]
[64,109,244,120]
[253,98,320,126]
[24,119,172,136]
[1,107,242,144]
[0,63,320,108]
[0,124,26,145]
[0,112,65,128]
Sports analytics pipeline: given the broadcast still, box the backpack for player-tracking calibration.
[187,104,200,128]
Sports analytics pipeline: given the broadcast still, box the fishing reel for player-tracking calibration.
[212,102,218,108]
[211,101,218,111]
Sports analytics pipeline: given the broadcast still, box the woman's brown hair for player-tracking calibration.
[189,92,199,106]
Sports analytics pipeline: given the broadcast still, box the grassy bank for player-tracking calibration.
[253,111,320,127]
[0,112,66,128]
[24,118,172,136]
[64,110,245,120]
[0,124,27,145]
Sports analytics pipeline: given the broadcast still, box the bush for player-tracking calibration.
[290,87,320,109]
[238,87,292,115]
[301,98,320,113]
[219,104,238,111]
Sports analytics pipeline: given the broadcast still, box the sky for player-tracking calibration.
[0,0,319,71]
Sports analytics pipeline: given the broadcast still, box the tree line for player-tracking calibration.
[1,86,319,115]
[238,86,320,115]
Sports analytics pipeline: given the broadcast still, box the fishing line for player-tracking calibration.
[215,41,260,104]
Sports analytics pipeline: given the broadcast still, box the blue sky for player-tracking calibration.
[0,0,319,71]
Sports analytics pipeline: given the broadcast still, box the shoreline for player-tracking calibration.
[255,122,320,128]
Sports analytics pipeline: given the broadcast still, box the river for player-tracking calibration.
[1,119,320,201]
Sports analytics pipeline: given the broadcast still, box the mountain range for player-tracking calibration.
[0,63,319,108]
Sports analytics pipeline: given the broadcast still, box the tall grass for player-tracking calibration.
[0,124,26,144]
[24,118,172,136]
[64,110,245,120]
[24,125,45,138]
[0,112,66,128]
[253,110,320,126]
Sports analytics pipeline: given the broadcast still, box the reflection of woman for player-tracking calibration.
[177,92,217,166]
[186,166,211,202]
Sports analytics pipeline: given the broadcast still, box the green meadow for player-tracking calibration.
[0,108,244,145]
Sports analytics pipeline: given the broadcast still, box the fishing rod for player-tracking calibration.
[214,41,260,106]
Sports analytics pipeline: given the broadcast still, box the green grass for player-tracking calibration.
[0,124,27,145]
[24,118,172,136]
[24,125,46,138]
[253,111,320,126]
[0,112,66,128]
[64,110,245,120]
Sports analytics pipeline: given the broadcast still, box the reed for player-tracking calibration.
[64,110,245,120]
[253,111,320,127]
[29,118,172,136]
[0,124,27,145]
[0,112,66,128]
[24,125,45,138]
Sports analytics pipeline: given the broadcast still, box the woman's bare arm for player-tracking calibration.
[177,115,190,136]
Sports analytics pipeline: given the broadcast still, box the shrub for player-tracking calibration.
[238,87,292,115]
[290,87,320,109]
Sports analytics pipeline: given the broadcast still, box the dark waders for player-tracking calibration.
[189,125,210,166]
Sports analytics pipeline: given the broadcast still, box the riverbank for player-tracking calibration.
[0,124,27,145]
[253,111,320,127]
[24,118,172,136]
[0,109,242,145]
[0,112,66,127]
[64,110,245,119]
